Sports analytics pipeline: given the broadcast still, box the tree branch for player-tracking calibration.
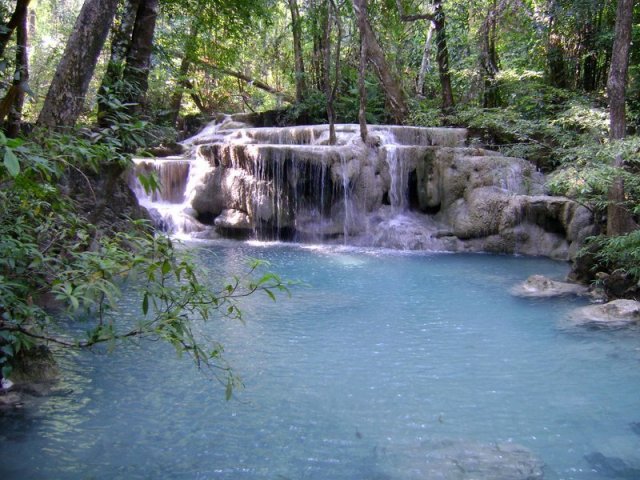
[395,0,434,22]
[198,59,295,103]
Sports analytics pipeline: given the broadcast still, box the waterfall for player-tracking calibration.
[339,153,352,242]
[131,157,205,235]
[129,120,466,242]
[385,145,408,211]
[129,117,587,260]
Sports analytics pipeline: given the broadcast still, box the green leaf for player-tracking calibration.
[161,260,171,275]
[142,292,149,315]
[2,365,12,379]
[3,148,20,176]
[1,344,14,357]
[225,379,233,401]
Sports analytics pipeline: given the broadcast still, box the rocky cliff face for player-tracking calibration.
[132,118,596,260]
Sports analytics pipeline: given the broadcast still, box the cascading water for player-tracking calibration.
[385,145,408,210]
[129,116,594,259]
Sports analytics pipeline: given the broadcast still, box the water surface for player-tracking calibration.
[1,242,640,479]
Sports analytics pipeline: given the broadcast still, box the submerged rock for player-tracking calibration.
[0,390,22,409]
[585,452,640,479]
[382,439,544,480]
[511,275,589,298]
[568,299,640,328]
[1,345,59,409]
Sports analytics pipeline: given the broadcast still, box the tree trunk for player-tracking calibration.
[167,23,202,126]
[288,0,307,103]
[7,11,29,137]
[37,0,120,128]
[311,0,328,92]
[324,0,342,145]
[581,17,598,92]
[354,0,368,142]
[168,55,192,126]
[353,0,408,124]
[479,0,500,108]
[606,0,636,236]
[393,0,435,99]
[545,0,567,88]
[122,0,159,115]
[416,22,434,96]
[97,0,142,126]
[0,0,31,59]
[433,0,454,112]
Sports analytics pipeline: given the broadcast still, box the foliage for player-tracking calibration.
[548,137,640,215]
[0,123,291,394]
[585,230,640,283]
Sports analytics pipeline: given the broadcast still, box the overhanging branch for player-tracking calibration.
[199,59,295,103]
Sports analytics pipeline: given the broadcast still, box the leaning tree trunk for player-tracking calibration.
[168,32,209,123]
[353,0,408,124]
[37,0,120,128]
[606,0,636,236]
[416,22,434,96]
[433,0,454,112]
[97,0,142,126]
[288,0,307,103]
[7,13,29,137]
[122,0,159,115]
[168,55,193,126]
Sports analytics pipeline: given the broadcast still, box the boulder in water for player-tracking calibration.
[511,275,589,298]
[567,299,640,328]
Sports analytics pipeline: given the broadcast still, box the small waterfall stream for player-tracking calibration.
[129,116,594,258]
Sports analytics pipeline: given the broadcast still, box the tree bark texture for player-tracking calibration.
[354,0,369,142]
[0,0,31,59]
[310,0,328,92]
[353,0,408,124]
[37,0,119,128]
[97,0,142,125]
[606,0,636,236]
[479,0,502,108]
[323,0,342,145]
[433,0,454,112]
[169,56,208,122]
[7,12,29,137]
[288,0,307,103]
[122,0,159,114]
[545,0,567,89]
[416,22,434,96]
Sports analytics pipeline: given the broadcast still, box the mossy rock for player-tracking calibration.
[8,345,58,384]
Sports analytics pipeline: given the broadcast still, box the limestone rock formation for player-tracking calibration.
[131,117,596,260]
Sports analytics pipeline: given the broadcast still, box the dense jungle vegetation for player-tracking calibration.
[0,0,638,388]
